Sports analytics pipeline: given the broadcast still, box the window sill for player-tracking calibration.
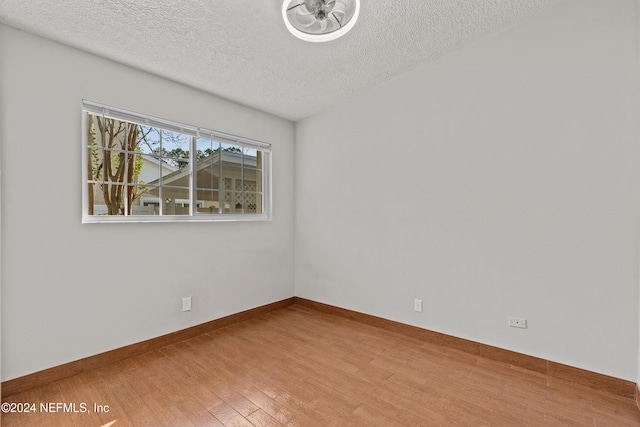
[82,213,271,223]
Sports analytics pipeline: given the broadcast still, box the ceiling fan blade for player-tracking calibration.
[308,20,323,32]
[287,2,304,12]
[334,0,347,10]
[325,20,339,31]
[295,13,316,25]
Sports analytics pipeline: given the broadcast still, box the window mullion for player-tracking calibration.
[123,121,130,216]
[159,129,164,216]
[189,135,196,216]
[241,148,245,214]
[218,141,223,214]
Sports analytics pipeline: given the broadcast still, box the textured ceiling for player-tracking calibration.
[0,0,567,121]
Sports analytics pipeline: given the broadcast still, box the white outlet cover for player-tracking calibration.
[414,299,423,313]
[508,317,527,329]
[182,297,192,312]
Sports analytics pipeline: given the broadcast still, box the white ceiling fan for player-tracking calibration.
[282,0,360,42]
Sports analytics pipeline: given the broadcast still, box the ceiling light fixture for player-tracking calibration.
[282,0,360,43]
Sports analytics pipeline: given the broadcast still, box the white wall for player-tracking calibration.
[295,0,640,381]
[0,25,295,381]
[2,0,639,385]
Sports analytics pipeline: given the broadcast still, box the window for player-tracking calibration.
[82,100,271,222]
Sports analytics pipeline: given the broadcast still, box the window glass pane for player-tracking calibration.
[160,160,189,189]
[128,185,156,216]
[162,130,190,160]
[196,136,212,153]
[86,112,96,147]
[161,157,189,171]
[220,142,243,167]
[221,142,242,153]
[89,148,126,184]
[255,150,263,170]
[243,194,262,214]
[197,137,221,165]
[90,183,126,216]
[95,117,129,151]
[196,157,220,191]
[87,147,103,183]
[137,154,162,184]
[87,145,140,216]
[196,189,220,214]
[87,183,106,215]
[243,168,262,193]
[137,126,162,155]
[127,151,145,186]
[162,187,190,216]
[158,159,177,181]
[242,146,257,157]
[222,191,243,213]
[221,166,243,185]
[242,147,259,169]
[144,185,162,213]
[107,150,125,180]
[196,136,216,155]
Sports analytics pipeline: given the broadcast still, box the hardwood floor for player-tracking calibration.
[2,305,640,426]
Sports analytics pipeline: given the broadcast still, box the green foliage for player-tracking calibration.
[147,146,242,169]
[89,128,102,181]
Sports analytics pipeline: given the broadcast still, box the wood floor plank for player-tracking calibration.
[245,408,284,427]
[445,398,523,426]
[57,376,105,427]
[206,401,254,427]
[38,383,74,427]
[173,396,225,427]
[103,373,160,427]
[2,306,639,426]
[86,378,135,427]
[1,389,45,427]
[351,403,407,427]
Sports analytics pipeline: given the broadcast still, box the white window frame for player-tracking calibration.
[82,100,272,223]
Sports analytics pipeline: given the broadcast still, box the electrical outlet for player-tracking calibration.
[509,317,527,329]
[182,297,192,312]
[414,299,423,313]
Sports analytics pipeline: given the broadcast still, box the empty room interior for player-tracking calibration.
[2,0,640,425]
